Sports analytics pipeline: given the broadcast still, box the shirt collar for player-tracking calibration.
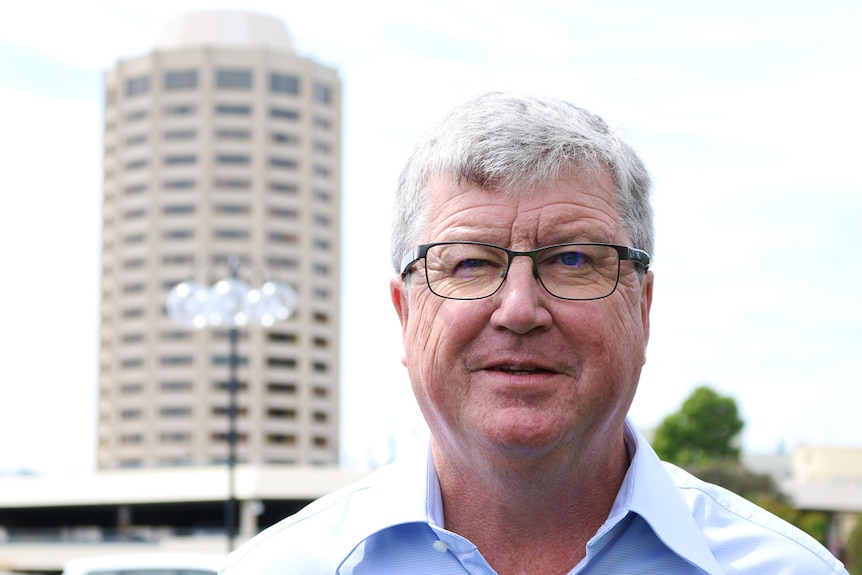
[614,420,724,575]
[347,422,723,574]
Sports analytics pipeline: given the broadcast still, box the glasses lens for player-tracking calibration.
[425,243,509,299]
[536,244,621,300]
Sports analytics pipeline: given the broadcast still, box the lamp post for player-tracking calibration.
[166,256,297,552]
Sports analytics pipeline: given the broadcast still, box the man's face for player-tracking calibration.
[390,168,653,465]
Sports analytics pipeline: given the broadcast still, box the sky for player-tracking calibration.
[1,0,860,475]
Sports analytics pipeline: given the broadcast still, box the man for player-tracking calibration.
[222,93,847,574]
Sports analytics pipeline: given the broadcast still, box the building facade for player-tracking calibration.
[97,11,341,470]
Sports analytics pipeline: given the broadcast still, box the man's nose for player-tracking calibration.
[491,256,551,334]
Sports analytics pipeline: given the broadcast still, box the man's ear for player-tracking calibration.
[640,271,654,353]
[390,275,409,367]
[390,275,408,326]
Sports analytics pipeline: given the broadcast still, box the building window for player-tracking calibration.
[312,386,329,398]
[163,204,195,215]
[268,231,298,245]
[270,107,298,120]
[266,433,296,445]
[270,73,299,95]
[120,408,142,420]
[125,159,148,170]
[216,68,252,89]
[211,406,248,417]
[162,254,194,265]
[126,109,148,122]
[121,282,145,293]
[267,407,297,419]
[165,103,196,116]
[215,128,250,140]
[164,129,197,141]
[165,154,196,165]
[121,333,145,343]
[160,431,191,443]
[121,307,145,319]
[268,332,297,343]
[120,433,144,445]
[215,178,250,190]
[120,383,143,394]
[216,154,250,165]
[314,82,332,105]
[121,358,143,369]
[313,286,329,299]
[312,361,328,373]
[123,233,146,244]
[314,116,331,130]
[216,103,251,116]
[164,69,198,90]
[161,380,192,392]
[267,382,297,394]
[160,355,193,366]
[312,311,329,324]
[312,411,328,423]
[214,229,250,240]
[269,206,298,219]
[164,179,195,190]
[312,436,329,448]
[270,157,298,170]
[126,75,149,97]
[271,132,298,145]
[313,140,331,154]
[270,181,298,195]
[162,229,194,239]
[125,183,147,195]
[267,357,297,369]
[160,406,192,418]
[125,133,147,146]
[160,330,192,341]
[122,257,146,269]
[214,203,250,215]
[212,355,249,366]
[266,256,298,269]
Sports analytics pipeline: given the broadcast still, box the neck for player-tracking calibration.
[432,430,630,574]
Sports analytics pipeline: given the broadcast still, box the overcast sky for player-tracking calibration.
[1,0,860,475]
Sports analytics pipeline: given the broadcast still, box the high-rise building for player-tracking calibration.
[97,11,341,470]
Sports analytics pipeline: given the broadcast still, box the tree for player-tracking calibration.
[652,385,744,467]
[650,385,830,546]
[847,515,862,575]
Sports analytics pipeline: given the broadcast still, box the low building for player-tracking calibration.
[0,465,366,573]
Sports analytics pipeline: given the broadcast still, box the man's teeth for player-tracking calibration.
[498,366,542,374]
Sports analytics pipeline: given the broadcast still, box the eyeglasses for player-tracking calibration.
[400,241,650,301]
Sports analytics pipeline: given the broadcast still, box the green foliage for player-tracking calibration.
[847,515,862,575]
[652,385,744,466]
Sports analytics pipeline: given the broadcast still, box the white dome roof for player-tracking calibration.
[155,11,295,53]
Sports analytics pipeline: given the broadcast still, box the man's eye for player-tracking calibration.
[453,258,490,274]
[558,251,587,267]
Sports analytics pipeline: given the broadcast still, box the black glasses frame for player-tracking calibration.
[400,241,651,301]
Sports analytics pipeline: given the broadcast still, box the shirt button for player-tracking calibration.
[433,540,448,553]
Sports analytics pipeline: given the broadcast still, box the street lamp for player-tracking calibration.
[166,256,297,551]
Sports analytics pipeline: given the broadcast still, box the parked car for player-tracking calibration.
[61,553,224,575]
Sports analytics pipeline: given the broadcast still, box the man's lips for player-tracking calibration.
[492,365,553,375]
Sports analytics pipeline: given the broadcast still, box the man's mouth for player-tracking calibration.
[495,365,550,375]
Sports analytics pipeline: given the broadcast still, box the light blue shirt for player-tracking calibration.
[221,420,847,574]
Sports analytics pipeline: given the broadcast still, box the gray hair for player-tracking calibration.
[390,92,654,271]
